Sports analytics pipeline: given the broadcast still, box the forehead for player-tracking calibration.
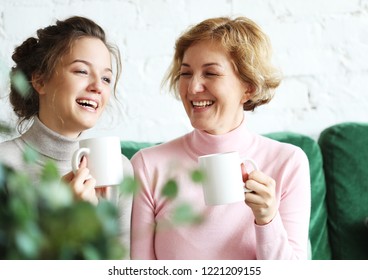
[63,37,111,66]
[182,40,231,63]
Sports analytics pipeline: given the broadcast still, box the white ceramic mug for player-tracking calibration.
[71,136,123,187]
[198,151,258,206]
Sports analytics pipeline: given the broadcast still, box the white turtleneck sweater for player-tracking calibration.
[131,119,311,260]
[0,117,133,258]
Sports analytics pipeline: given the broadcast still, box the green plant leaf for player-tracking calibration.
[11,70,31,98]
[41,160,60,182]
[7,172,37,206]
[39,181,73,209]
[23,146,39,164]
[191,169,205,183]
[119,176,139,194]
[96,200,119,235]
[171,203,203,225]
[0,122,12,134]
[161,179,178,199]
[82,245,101,260]
[0,163,5,187]
[15,224,43,259]
[10,196,37,223]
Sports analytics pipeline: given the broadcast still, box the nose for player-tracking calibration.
[188,75,205,94]
[87,76,103,94]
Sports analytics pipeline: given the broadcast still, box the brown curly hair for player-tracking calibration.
[10,16,121,132]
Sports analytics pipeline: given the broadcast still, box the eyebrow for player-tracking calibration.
[71,59,112,73]
[181,62,223,68]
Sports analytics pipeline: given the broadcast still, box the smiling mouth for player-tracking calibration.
[192,100,214,108]
[76,99,98,110]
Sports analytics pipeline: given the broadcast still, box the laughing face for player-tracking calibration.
[178,40,251,135]
[35,37,112,138]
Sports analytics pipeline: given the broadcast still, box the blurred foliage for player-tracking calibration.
[160,169,205,226]
[191,169,206,183]
[0,148,206,259]
[171,203,204,225]
[0,122,13,135]
[118,176,139,195]
[0,158,126,260]
[0,112,206,259]
[10,70,31,98]
[161,179,178,199]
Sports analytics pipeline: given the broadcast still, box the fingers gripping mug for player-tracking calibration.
[71,136,124,187]
[198,151,258,206]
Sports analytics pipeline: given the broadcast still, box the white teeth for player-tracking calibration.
[192,100,214,107]
[76,99,98,109]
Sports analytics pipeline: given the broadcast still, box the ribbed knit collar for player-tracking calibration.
[185,117,256,158]
[21,117,80,161]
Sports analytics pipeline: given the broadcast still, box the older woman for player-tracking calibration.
[131,16,310,260]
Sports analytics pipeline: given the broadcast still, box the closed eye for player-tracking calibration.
[205,72,218,76]
[75,70,88,75]
[179,72,192,77]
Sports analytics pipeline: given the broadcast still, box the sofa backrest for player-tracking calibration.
[120,141,158,160]
[318,122,368,260]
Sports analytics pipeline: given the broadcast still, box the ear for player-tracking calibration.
[240,83,254,104]
[31,73,46,95]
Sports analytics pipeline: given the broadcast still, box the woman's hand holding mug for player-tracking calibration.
[62,156,99,205]
[242,167,277,225]
[198,151,277,225]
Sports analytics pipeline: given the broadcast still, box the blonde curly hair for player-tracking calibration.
[163,16,282,111]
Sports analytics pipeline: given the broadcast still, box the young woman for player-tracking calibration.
[130,16,311,260]
[0,16,132,257]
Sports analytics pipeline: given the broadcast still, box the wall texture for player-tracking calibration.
[1,0,367,142]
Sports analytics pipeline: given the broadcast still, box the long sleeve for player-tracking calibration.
[255,147,311,259]
[117,155,134,259]
[130,151,157,259]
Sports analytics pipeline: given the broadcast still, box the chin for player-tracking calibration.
[190,121,210,132]
[80,120,97,130]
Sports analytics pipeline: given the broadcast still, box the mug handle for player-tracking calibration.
[241,158,259,193]
[72,147,90,174]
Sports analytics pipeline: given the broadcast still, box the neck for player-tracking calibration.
[38,114,81,139]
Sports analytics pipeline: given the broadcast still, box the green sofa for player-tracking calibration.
[121,122,368,260]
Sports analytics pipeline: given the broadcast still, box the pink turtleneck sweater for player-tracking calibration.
[130,120,311,260]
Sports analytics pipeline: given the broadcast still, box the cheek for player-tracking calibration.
[103,87,112,101]
[179,90,186,101]
[178,79,187,93]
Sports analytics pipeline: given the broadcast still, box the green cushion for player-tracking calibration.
[121,141,159,160]
[266,132,331,260]
[318,122,368,259]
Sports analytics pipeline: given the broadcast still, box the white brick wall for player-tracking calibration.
[1,0,367,142]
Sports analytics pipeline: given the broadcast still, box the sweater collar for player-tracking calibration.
[186,116,255,157]
[21,117,81,160]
